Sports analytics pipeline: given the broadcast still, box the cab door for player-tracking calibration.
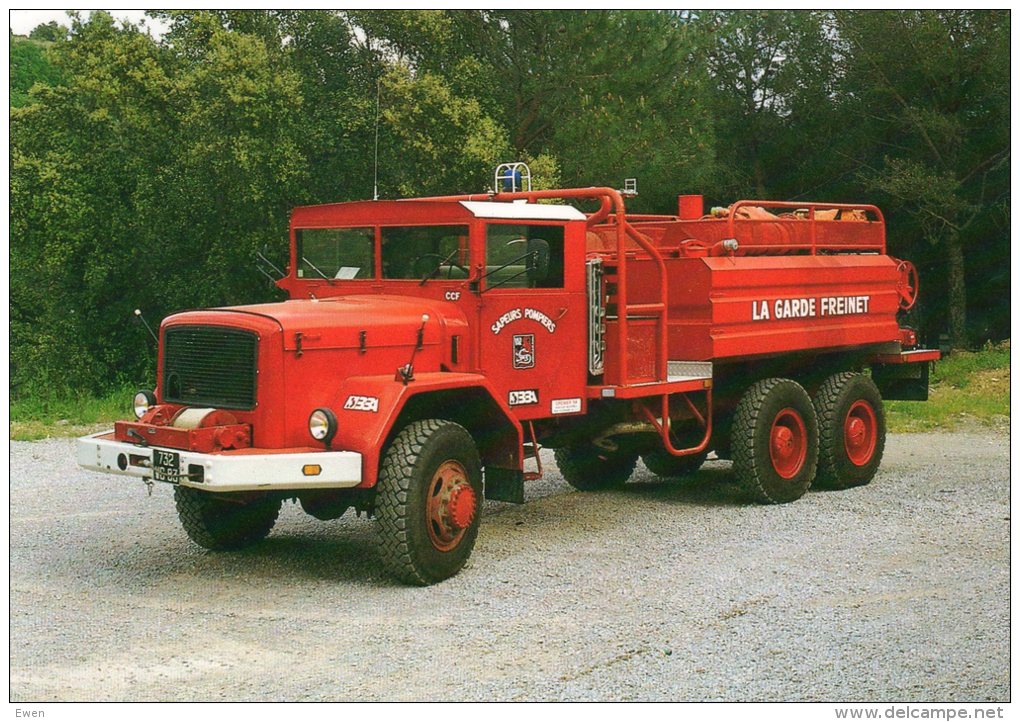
[477,220,588,420]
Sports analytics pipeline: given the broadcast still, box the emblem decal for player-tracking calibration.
[512,334,535,369]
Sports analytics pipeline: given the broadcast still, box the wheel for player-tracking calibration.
[641,448,708,479]
[375,419,482,585]
[812,372,886,490]
[299,490,351,521]
[895,259,919,310]
[554,445,638,490]
[732,378,818,504]
[174,487,281,550]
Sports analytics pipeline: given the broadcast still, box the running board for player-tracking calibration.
[666,361,713,383]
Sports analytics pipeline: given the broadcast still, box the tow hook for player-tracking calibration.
[126,428,149,447]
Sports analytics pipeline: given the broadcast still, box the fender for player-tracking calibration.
[328,372,524,488]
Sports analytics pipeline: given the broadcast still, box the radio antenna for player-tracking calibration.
[134,309,158,344]
[373,77,381,201]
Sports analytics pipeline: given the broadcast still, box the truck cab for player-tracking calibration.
[277,198,592,426]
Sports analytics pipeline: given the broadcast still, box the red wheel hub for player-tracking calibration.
[425,460,476,552]
[769,408,807,479]
[447,484,477,531]
[844,400,878,466]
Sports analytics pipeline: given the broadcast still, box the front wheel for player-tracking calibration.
[813,372,886,490]
[174,487,281,550]
[732,378,819,504]
[375,420,482,585]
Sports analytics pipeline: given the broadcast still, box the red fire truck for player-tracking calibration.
[78,164,938,585]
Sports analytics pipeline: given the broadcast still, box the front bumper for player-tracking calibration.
[77,432,363,493]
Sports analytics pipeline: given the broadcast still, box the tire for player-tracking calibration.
[812,372,886,490]
[732,378,818,504]
[174,487,281,550]
[375,419,482,585]
[554,445,638,490]
[641,448,708,479]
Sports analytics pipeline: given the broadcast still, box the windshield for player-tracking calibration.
[381,225,470,280]
[296,227,374,280]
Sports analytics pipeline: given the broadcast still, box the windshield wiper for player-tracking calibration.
[301,256,333,283]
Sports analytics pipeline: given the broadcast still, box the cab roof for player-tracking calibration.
[290,198,585,228]
[458,201,585,221]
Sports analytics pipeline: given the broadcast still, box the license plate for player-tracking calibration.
[153,449,180,483]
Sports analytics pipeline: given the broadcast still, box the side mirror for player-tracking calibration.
[526,238,550,284]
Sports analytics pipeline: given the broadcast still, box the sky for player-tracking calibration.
[9,9,169,37]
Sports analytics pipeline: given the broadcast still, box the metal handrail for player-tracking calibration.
[726,200,886,255]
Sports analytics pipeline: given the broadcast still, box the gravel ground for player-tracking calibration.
[9,431,1009,702]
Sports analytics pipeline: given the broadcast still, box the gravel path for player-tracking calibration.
[9,431,1009,702]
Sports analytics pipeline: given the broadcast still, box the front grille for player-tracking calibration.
[162,326,258,410]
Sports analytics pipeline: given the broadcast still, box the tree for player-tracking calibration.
[354,10,719,212]
[835,10,1010,347]
[9,33,64,107]
[376,65,509,197]
[11,12,174,392]
[11,9,516,395]
[29,20,67,42]
[698,10,844,201]
[9,9,1010,399]
[11,11,310,394]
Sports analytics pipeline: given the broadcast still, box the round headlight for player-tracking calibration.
[133,390,156,419]
[308,408,337,444]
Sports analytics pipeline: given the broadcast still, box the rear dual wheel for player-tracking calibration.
[813,373,886,490]
[732,378,819,504]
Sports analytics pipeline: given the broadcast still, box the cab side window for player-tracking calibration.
[484,224,564,289]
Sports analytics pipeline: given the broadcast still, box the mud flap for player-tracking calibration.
[484,467,524,504]
[872,361,930,401]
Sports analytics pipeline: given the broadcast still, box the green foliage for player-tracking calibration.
[356,10,717,212]
[378,65,510,196]
[886,342,1009,432]
[699,10,842,201]
[9,34,64,107]
[10,383,137,441]
[834,11,1010,347]
[29,21,67,42]
[928,341,1011,390]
